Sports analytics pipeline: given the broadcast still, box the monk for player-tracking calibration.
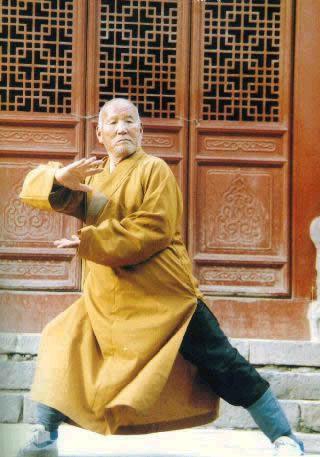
[17,98,304,456]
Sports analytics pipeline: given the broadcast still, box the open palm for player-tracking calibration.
[55,156,104,192]
[54,235,80,249]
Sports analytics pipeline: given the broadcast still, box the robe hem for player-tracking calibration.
[31,391,219,436]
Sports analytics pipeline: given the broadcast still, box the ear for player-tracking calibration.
[96,125,103,144]
[138,124,143,147]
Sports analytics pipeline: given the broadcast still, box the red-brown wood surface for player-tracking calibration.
[1,1,320,339]
[193,0,320,340]
[292,0,320,299]
[0,291,81,333]
[86,0,191,220]
[188,0,293,300]
[0,1,87,317]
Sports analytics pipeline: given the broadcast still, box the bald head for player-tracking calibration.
[98,98,141,129]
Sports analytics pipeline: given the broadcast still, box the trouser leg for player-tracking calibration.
[179,299,302,449]
[179,299,269,407]
[247,388,304,450]
[37,402,67,434]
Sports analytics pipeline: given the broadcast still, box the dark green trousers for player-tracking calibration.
[179,299,270,408]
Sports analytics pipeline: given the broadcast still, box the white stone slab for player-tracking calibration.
[212,399,300,430]
[0,361,36,389]
[0,393,23,423]
[0,333,40,355]
[248,340,320,367]
[258,369,320,400]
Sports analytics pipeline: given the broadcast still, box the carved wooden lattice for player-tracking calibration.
[201,0,281,121]
[99,0,178,118]
[0,0,74,113]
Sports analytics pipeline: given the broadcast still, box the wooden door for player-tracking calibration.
[188,0,320,339]
[85,0,191,233]
[0,0,87,331]
[0,0,192,331]
[1,1,320,339]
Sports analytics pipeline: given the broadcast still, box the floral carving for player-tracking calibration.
[214,176,268,245]
[3,182,55,239]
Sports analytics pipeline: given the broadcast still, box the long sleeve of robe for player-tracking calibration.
[77,157,181,267]
[19,148,219,435]
[19,161,108,223]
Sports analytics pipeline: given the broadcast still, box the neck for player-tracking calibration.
[108,149,138,172]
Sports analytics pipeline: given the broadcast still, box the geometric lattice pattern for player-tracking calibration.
[201,0,281,122]
[99,0,178,118]
[0,0,73,113]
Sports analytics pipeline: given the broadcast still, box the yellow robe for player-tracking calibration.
[19,148,219,435]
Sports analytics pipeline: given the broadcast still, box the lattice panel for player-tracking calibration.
[201,0,281,122]
[99,0,178,118]
[0,0,74,113]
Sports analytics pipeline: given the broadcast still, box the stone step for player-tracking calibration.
[0,333,39,355]
[210,399,320,433]
[0,361,36,390]
[1,359,320,402]
[1,392,319,436]
[1,424,320,457]
[259,367,320,400]
[1,333,320,367]
[231,339,320,367]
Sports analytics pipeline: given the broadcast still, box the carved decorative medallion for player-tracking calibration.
[3,182,55,239]
[201,0,281,121]
[214,176,268,246]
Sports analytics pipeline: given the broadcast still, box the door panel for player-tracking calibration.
[189,0,293,297]
[0,0,87,329]
[85,0,191,227]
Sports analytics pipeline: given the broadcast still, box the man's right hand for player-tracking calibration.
[54,157,104,192]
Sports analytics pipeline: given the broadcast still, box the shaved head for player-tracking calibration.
[98,98,141,129]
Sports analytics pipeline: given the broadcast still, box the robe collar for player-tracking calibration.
[97,147,146,198]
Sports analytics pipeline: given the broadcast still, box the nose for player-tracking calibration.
[116,120,128,134]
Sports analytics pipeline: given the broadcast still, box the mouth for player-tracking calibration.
[116,139,131,143]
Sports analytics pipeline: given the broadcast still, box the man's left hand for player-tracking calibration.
[54,234,80,248]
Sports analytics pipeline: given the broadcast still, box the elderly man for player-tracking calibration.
[18,98,303,456]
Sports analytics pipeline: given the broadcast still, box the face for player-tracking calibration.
[96,100,142,159]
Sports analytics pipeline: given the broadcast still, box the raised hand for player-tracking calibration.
[54,234,80,249]
[54,156,104,192]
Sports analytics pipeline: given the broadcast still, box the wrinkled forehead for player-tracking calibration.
[103,101,140,121]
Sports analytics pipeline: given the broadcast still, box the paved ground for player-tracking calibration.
[0,424,319,457]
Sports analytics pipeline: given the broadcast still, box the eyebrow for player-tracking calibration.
[107,114,135,121]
